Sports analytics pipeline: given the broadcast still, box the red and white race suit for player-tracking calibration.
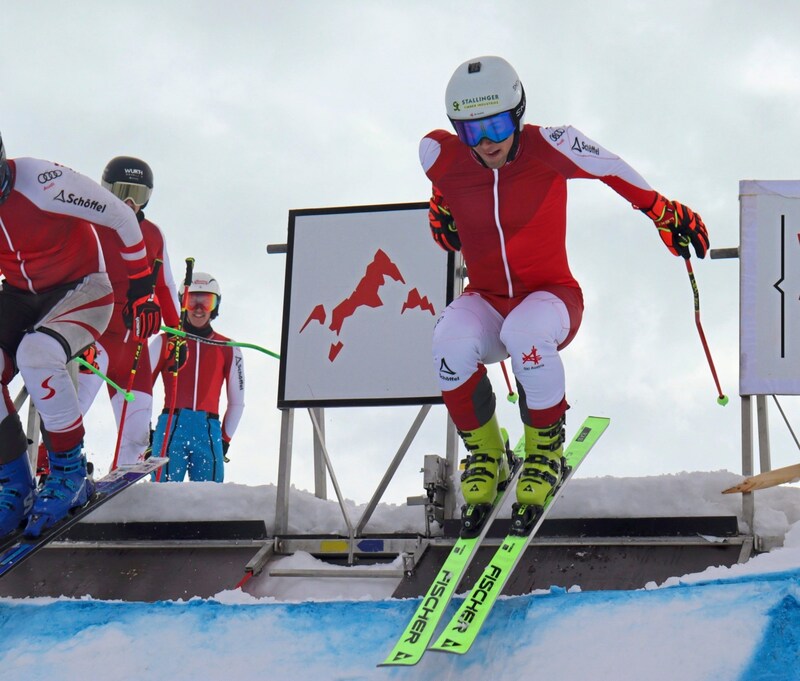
[78,215,181,466]
[420,124,658,428]
[150,328,245,443]
[0,157,150,455]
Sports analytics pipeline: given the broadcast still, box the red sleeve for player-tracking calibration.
[142,220,181,326]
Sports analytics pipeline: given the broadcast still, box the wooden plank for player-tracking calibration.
[722,463,800,494]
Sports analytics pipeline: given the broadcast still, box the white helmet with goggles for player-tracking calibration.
[445,56,526,147]
[188,272,221,319]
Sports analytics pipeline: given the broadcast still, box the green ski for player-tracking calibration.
[379,434,524,667]
[429,416,610,656]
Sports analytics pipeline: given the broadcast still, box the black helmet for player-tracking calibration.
[0,132,11,205]
[101,156,153,208]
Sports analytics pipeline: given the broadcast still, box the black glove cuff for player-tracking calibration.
[128,271,155,300]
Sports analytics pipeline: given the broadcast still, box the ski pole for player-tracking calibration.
[684,258,728,406]
[73,357,134,401]
[161,325,280,360]
[500,359,518,403]
[112,259,162,470]
[158,257,194,477]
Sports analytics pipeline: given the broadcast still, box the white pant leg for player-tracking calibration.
[499,291,570,411]
[17,273,113,447]
[17,332,83,439]
[36,273,113,358]
[432,292,507,391]
[110,389,153,466]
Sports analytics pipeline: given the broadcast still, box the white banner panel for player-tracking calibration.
[278,203,455,407]
[740,180,800,395]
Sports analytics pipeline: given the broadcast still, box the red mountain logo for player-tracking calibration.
[300,249,437,361]
[402,288,436,316]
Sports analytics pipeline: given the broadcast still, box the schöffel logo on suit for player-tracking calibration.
[438,358,459,382]
[234,355,244,390]
[37,170,62,184]
[53,190,107,213]
[571,137,600,156]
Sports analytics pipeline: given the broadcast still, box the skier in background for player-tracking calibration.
[421,56,709,531]
[0,132,162,538]
[150,272,245,482]
[75,156,180,469]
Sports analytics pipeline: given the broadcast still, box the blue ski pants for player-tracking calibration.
[151,409,224,482]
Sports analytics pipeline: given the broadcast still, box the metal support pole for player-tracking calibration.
[741,396,755,533]
[308,408,354,537]
[13,385,28,412]
[445,251,466,521]
[274,408,294,535]
[771,395,800,450]
[310,407,327,500]
[356,404,432,535]
[755,395,771,473]
[25,400,40,474]
[445,416,459,521]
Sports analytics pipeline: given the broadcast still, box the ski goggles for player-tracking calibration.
[187,292,218,312]
[105,181,152,207]
[451,110,516,147]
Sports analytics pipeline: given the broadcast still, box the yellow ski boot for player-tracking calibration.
[515,416,566,509]
[458,413,509,536]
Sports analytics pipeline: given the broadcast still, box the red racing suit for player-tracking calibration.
[420,125,659,428]
[420,124,657,300]
[0,159,150,291]
[150,327,245,444]
[97,215,180,337]
[78,214,181,466]
[0,157,150,455]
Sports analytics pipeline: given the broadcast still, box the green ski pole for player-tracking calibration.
[73,357,134,402]
[161,325,280,360]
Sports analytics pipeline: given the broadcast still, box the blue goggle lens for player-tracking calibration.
[452,111,516,147]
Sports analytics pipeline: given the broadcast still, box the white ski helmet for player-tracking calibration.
[188,272,221,319]
[445,56,526,145]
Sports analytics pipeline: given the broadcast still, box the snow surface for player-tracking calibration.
[1,471,800,680]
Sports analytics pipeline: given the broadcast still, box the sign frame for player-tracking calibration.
[740,180,800,395]
[277,202,455,408]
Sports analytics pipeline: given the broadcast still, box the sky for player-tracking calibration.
[1,472,800,680]
[3,1,800,506]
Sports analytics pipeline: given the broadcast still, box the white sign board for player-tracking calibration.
[740,180,800,395]
[277,203,455,407]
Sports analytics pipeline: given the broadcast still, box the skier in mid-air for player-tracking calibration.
[76,156,181,468]
[150,272,245,482]
[0,132,162,538]
[420,56,709,531]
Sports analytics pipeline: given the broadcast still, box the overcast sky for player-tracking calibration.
[3,1,800,506]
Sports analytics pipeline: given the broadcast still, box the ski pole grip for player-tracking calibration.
[179,257,196,330]
[149,258,163,293]
[183,257,195,289]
